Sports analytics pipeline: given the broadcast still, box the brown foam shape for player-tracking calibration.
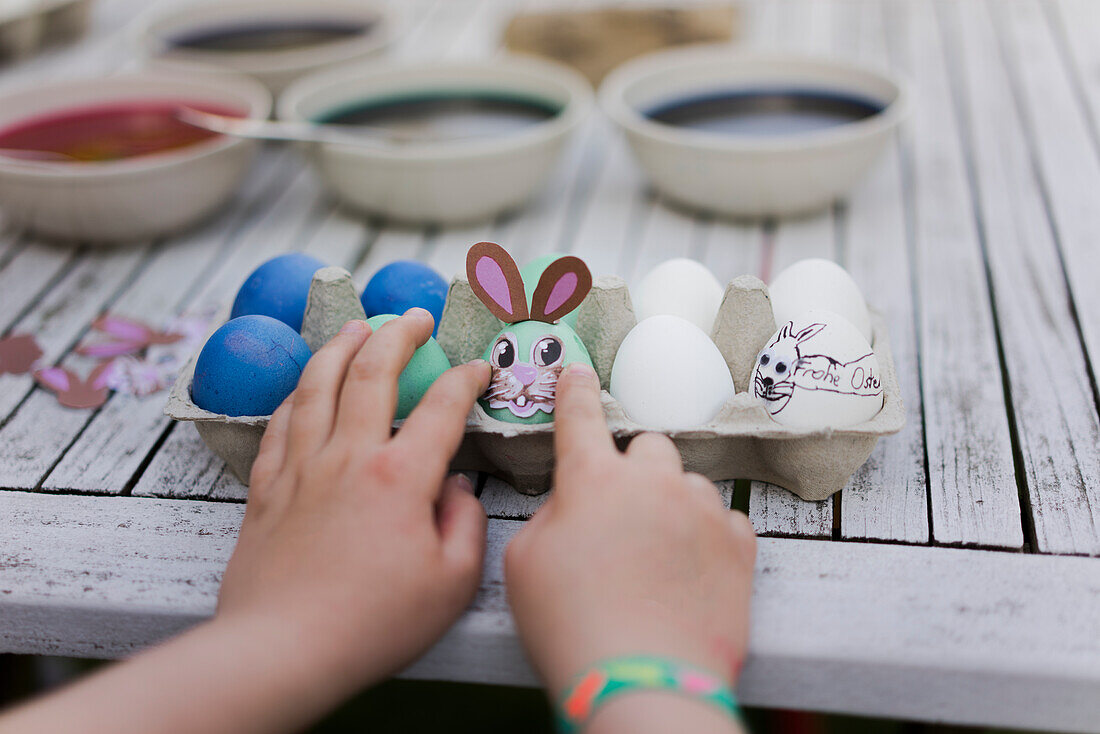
[529,255,592,323]
[466,242,529,323]
[166,268,905,502]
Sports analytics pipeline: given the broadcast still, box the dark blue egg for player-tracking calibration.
[231,252,326,331]
[361,261,448,336]
[191,315,312,417]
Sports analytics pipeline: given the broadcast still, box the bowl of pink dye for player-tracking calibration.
[0,69,270,243]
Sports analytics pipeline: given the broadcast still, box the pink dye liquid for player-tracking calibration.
[0,100,246,162]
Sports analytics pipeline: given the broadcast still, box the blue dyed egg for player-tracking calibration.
[192,315,312,417]
[231,252,326,331]
[361,261,448,336]
[367,314,451,419]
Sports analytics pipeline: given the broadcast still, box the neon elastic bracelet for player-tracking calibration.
[556,655,741,733]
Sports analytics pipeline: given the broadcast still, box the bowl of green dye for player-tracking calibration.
[278,56,593,225]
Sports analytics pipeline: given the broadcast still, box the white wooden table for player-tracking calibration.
[2,0,1100,730]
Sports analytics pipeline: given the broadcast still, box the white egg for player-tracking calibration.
[632,258,725,334]
[610,315,735,431]
[768,259,873,342]
[751,309,884,429]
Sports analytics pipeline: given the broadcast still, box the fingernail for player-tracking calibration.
[466,358,488,367]
[339,319,367,335]
[451,473,475,494]
[563,362,597,380]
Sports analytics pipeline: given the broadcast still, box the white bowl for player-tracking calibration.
[133,0,395,95]
[600,47,909,218]
[278,56,593,225]
[0,70,271,243]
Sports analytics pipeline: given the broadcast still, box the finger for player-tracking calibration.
[684,472,726,510]
[624,432,683,472]
[436,474,488,583]
[286,320,371,459]
[394,360,491,493]
[334,309,435,443]
[553,362,615,482]
[729,510,758,561]
[248,391,295,504]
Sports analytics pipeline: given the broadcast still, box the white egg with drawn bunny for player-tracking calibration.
[751,308,883,429]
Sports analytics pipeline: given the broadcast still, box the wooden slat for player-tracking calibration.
[131,423,227,499]
[0,245,151,422]
[0,240,79,334]
[4,492,1100,732]
[885,0,1022,549]
[1025,0,1100,382]
[835,0,929,543]
[944,0,1100,555]
[480,477,547,519]
[623,196,702,285]
[747,0,836,540]
[569,119,646,275]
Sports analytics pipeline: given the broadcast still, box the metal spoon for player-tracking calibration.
[174,107,466,147]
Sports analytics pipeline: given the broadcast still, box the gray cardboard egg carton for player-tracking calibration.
[0,0,93,60]
[166,266,905,502]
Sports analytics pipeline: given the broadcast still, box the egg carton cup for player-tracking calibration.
[166,267,904,502]
[0,0,93,59]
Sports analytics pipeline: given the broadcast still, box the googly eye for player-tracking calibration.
[491,335,517,368]
[759,352,771,366]
[775,362,787,374]
[532,336,564,367]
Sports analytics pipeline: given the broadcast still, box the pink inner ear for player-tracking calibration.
[36,367,71,392]
[475,256,516,316]
[95,315,149,341]
[544,272,578,315]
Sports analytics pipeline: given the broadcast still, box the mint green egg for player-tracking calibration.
[367,314,451,419]
[479,320,593,424]
[521,253,579,329]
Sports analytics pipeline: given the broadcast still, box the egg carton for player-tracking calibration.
[0,0,93,60]
[166,266,905,502]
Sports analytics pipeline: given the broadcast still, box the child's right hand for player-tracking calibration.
[505,362,756,724]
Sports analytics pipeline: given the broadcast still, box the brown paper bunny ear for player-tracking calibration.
[530,255,592,324]
[466,242,530,324]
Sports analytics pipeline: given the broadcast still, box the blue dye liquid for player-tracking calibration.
[646,88,884,136]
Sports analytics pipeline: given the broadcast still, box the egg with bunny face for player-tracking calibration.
[752,309,883,429]
[467,242,594,424]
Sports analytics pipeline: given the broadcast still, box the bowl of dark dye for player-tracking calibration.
[600,47,908,218]
[278,56,593,225]
[0,69,270,242]
[134,0,394,94]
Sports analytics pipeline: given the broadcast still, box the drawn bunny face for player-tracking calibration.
[467,242,594,424]
[752,320,825,416]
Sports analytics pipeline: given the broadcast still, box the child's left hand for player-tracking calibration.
[217,311,492,690]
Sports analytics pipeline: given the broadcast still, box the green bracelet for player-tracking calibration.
[556,655,741,733]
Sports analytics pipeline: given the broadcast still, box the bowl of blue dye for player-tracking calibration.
[134,0,395,94]
[600,47,908,218]
[278,56,592,225]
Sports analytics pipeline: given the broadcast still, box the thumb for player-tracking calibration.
[436,474,488,582]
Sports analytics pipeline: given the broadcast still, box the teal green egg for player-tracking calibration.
[521,253,578,328]
[367,314,451,419]
[479,320,593,424]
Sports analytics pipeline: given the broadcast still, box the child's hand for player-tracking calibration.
[216,311,492,689]
[505,363,756,706]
